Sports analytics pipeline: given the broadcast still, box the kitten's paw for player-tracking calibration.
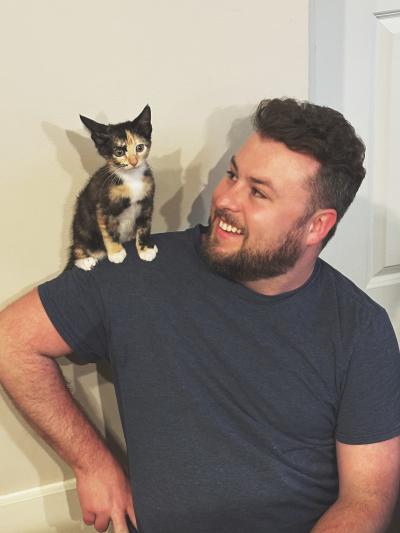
[75,257,98,271]
[108,248,127,264]
[138,245,158,262]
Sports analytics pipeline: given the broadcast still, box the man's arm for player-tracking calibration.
[0,288,136,533]
[311,437,400,532]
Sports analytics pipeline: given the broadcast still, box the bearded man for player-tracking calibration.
[1,98,400,533]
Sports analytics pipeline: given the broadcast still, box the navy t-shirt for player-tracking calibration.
[38,226,400,533]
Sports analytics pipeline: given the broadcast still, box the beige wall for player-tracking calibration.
[0,0,309,529]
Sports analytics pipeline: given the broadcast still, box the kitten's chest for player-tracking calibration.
[117,203,140,242]
[114,166,150,242]
[117,166,149,202]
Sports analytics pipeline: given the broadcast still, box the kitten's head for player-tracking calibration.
[80,105,152,170]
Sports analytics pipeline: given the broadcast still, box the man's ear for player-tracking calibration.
[305,209,337,246]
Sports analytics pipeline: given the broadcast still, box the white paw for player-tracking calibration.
[108,248,127,263]
[75,257,98,271]
[138,245,158,262]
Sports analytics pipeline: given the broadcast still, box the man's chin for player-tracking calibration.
[207,230,243,254]
[200,239,243,280]
[212,243,241,260]
[200,230,303,282]
[202,235,240,262]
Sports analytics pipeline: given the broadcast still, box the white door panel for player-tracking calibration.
[376,0,400,11]
[310,0,400,337]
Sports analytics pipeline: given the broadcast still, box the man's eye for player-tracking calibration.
[136,144,145,153]
[252,188,266,199]
[226,170,236,180]
[113,147,125,157]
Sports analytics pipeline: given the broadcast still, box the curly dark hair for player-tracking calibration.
[253,98,366,248]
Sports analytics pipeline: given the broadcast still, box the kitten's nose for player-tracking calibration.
[128,156,138,167]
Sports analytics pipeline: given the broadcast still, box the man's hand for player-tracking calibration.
[76,454,137,532]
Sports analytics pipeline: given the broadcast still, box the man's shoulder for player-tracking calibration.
[319,259,387,320]
[316,261,397,361]
[131,225,200,264]
[92,225,201,282]
[151,226,199,248]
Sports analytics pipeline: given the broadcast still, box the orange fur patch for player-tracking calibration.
[109,183,131,202]
[96,206,124,255]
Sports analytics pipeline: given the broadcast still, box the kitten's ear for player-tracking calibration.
[80,115,110,147]
[79,115,108,134]
[133,105,151,124]
[132,105,152,139]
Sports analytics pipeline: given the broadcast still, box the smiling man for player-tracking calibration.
[1,98,400,533]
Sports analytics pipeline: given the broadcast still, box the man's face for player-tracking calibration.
[201,133,320,282]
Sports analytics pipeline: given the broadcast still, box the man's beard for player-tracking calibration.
[200,212,307,282]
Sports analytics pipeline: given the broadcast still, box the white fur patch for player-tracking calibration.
[115,163,148,242]
[116,163,148,202]
[118,203,142,242]
[108,248,127,263]
[138,245,158,262]
[75,257,98,271]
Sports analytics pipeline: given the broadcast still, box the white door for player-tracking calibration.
[310,0,400,338]
[310,2,400,529]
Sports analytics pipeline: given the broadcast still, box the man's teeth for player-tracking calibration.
[218,220,243,235]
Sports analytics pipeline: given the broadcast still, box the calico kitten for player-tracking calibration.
[66,105,157,271]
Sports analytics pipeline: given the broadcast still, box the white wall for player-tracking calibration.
[0,0,309,530]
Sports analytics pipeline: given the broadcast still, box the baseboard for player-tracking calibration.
[0,478,98,532]
[0,478,77,506]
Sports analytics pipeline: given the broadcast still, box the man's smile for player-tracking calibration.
[217,218,243,235]
[212,211,246,243]
[214,217,245,243]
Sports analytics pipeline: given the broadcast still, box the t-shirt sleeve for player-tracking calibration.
[336,307,400,444]
[38,267,109,363]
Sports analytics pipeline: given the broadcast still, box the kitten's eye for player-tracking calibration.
[136,144,145,153]
[113,147,126,157]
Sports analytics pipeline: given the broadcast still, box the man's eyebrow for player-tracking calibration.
[230,155,277,195]
[249,176,277,194]
[230,155,238,171]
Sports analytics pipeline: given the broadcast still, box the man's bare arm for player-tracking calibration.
[311,437,400,532]
[0,288,136,532]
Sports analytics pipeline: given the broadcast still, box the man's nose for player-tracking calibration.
[215,182,242,212]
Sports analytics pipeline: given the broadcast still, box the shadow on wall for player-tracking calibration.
[187,109,254,228]
[42,119,105,269]
[151,105,254,232]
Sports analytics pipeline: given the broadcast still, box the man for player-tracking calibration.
[1,98,400,533]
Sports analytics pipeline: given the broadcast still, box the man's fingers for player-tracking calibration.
[127,504,138,528]
[111,512,130,533]
[93,513,110,532]
[82,510,96,525]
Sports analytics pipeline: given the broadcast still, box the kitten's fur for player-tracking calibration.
[66,105,157,271]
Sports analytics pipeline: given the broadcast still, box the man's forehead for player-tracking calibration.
[235,133,320,185]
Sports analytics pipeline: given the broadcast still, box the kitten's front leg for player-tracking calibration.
[96,207,127,264]
[135,204,158,262]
